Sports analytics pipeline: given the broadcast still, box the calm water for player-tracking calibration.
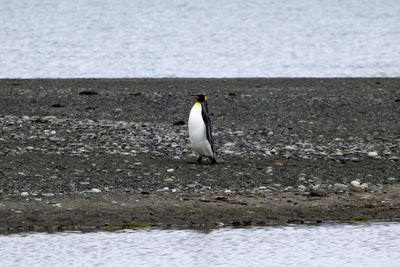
[1,223,400,266]
[1,0,399,78]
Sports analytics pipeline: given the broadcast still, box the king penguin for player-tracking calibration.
[188,94,216,164]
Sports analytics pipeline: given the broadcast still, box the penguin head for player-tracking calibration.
[193,94,208,103]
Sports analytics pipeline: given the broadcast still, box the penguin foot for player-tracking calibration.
[210,157,217,164]
[197,156,202,164]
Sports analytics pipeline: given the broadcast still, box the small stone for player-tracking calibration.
[285,145,297,151]
[234,131,244,135]
[334,183,348,193]
[387,177,397,182]
[298,185,307,192]
[285,186,293,191]
[166,168,174,173]
[311,184,320,191]
[367,151,379,158]
[42,192,55,197]
[89,188,101,193]
[259,186,267,190]
[224,189,232,194]
[351,180,361,188]
[164,177,174,183]
[40,116,57,122]
[21,192,29,197]
[274,162,284,167]
[360,183,369,190]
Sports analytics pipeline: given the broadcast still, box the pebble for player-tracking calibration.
[161,187,170,192]
[360,183,369,190]
[164,177,174,183]
[20,192,29,197]
[351,180,361,188]
[334,183,348,193]
[367,151,379,158]
[166,168,174,173]
[298,185,307,192]
[42,192,55,197]
[89,188,101,193]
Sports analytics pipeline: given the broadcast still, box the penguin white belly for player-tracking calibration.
[188,103,213,157]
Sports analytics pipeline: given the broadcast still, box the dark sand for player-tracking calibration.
[0,78,399,232]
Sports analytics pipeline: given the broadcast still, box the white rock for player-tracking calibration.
[367,151,379,158]
[360,183,369,189]
[351,180,361,188]
[21,192,29,197]
[167,168,174,173]
[90,188,101,193]
[298,185,307,191]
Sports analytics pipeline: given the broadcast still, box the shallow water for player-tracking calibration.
[1,0,399,78]
[1,223,399,267]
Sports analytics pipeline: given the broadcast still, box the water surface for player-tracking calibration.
[1,223,399,266]
[1,0,399,78]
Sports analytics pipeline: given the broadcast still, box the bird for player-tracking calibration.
[188,94,216,164]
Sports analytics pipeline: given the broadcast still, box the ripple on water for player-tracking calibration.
[1,223,400,267]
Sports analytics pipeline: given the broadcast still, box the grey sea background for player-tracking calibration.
[1,0,399,78]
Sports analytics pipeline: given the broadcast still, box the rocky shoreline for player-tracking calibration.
[0,78,399,232]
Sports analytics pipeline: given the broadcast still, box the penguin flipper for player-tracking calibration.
[201,102,214,152]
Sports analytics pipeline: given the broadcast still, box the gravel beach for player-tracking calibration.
[0,78,399,232]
